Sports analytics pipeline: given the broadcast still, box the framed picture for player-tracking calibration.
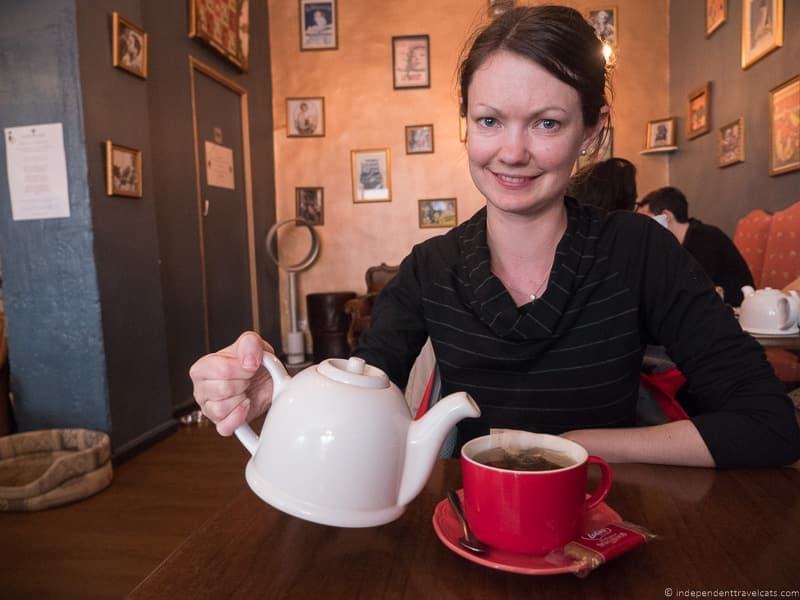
[351,148,391,203]
[189,0,250,71]
[576,128,613,169]
[286,97,325,137]
[587,7,617,47]
[644,117,677,151]
[405,124,434,154]
[718,118,745,167]
[299,0,337,51]
[392,35,430,89]
[706,0,727,37]
[741,0,783,69]
[112,12,147,79]
[687,82,711,140]
[105,140,142,198]
[768,75,799,176]
[458,113,467,143]
[296,187,324,225]
[418,198,457,229]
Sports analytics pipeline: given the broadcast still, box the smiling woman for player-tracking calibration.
[189,5,800,470]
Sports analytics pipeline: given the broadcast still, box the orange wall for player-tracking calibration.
[267,0,670,350]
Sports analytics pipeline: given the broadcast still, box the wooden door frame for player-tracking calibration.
[188,56,259,353]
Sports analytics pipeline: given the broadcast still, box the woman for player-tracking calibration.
[190,6,800,468]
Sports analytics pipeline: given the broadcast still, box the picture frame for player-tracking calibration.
[112,12,148,79]
[741,0,783,70]
[706,0,727,37]
[189,0,250,71]
[105,140,142,198]
[295,187,324,225]
[405,124,434,154]
[418,198,457,229]
[392,35,430,90]
[687,82,712,140]
[644,117,677,152]
[286,97,325,137]
[351,148,391,203]
[768,75,799,176]
[299,0,337,51]
[586,7,617,48]
[576,128,613,170]
[718,117,745,167]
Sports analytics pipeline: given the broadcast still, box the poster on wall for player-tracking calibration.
[299,0,337,50]
[4,123,71,221]
[350,148,391,203]
[741,0,783,69]
[204,141,235,189]
[768,75,799,176]
[392,35,430,89]
[189,0,250,71]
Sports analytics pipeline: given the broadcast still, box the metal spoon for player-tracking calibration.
[447,490,487,554]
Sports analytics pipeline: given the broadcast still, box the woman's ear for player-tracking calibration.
[581,106,610,153]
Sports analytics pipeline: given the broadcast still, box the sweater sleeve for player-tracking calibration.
[352,249,429,389]
[635,218,800,468]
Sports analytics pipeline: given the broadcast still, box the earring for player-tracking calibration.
[580,149,587,156]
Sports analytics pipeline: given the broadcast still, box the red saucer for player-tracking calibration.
[432,489,622,575]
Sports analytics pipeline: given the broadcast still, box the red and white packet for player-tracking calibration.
[545,521,657,578]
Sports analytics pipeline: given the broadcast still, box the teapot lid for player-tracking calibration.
[317,357,390,389]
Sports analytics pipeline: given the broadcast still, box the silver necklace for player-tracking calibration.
[495,273,549,302]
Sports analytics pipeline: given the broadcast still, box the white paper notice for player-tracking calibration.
[204,141,235,190]
[4,122,71,221]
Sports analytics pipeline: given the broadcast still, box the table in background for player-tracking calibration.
[128,461,800,599]
[750,332,800,352]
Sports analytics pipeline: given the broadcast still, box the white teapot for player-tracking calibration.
[739,286,800,334]
[234,354,480,527]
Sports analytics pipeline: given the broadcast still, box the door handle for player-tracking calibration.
[204,199,210,217]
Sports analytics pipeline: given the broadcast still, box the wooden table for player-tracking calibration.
[128,461,800,599]
[750,332,800,351]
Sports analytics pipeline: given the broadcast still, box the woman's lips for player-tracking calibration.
[492,171,536,189]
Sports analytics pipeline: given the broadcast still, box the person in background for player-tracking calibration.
[635,186,754,306]
[568,157,637,212]
[190,6,799,469]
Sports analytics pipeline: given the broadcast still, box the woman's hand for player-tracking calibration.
[189,331,275,436]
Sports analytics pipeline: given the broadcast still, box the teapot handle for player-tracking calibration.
[234,352,292,456]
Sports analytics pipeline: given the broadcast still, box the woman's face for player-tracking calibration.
[466,50,603,217]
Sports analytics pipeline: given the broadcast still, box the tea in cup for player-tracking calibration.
[461,430,612,555]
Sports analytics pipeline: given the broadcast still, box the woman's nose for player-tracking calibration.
[498,131,529,164]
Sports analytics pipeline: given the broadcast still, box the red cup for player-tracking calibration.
[461,431,612,555]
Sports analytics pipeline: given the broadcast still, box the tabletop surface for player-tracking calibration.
[128,461,800,599]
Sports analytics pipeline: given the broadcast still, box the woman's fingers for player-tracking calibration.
[216,398,250,436]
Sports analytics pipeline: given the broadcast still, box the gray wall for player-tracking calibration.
[0,1,112,434]
[669,0,800,235]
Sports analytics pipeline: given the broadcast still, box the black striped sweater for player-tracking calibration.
[354,199,800,468]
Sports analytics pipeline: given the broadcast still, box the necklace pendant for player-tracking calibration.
[529,293,536,301]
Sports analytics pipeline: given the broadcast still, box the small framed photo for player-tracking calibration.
[392,35,430,90]
[112,12,147,79]
[587,7,617,47]
[768,75,799,176]
[706,0,726,37]
[299,0,337,51]
[287,97,325,137]
[351,148,391,203]
[718,117,745,167]
[644,117,677,151]
[577,128,613,169]
[296,187,324,225]
[741,0,783,70]
[418,198,457,229]
[105,140,142,198]
[687,82,711,140]
[189,0,250,71]
[405,124,434,154]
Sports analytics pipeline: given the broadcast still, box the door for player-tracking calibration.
[190,58,258,352]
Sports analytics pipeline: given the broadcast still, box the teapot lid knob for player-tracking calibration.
[317,357,390,389]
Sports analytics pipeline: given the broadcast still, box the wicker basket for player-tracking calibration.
[0,428,113,511]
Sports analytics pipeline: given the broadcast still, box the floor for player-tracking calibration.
[0,418,250,599]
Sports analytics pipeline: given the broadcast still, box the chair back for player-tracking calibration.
[761,201,800,290]
[365,263,400,295]
[733,209,772,288]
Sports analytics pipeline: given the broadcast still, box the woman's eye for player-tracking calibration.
[537,119,559,130]
[478,117,497,128]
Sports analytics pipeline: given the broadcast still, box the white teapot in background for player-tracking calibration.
[738,286,800,335]
[234,354,480,527]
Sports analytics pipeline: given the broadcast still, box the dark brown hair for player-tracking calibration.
[568,158,637,212]
[458,5,610,130]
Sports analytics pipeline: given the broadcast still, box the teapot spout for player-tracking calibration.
[396,392,480,506]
